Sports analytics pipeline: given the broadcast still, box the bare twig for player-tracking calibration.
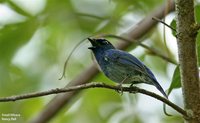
[152,17,176,32]
[0,82,188,118]
[59,37,90,80]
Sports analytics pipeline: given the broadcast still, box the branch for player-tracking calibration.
[0,82,188,117]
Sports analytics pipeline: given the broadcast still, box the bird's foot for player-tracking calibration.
[129,83,134,87]
[128,83,136,93]
[116,84,123,95]
[116,76,129,95]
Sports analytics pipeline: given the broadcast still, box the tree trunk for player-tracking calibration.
[175,0,200,122]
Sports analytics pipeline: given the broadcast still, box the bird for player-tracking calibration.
[88,38,168,98]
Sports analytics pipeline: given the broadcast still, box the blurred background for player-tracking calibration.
[1,0,200,123]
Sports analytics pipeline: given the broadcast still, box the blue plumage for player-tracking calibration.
[88,38,167,98]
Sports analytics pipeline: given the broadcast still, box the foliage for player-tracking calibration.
[1,0,199,123]
[168,65,181,95]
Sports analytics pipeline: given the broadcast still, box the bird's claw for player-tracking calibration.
[128,84,136,93]
[116,84,123,95]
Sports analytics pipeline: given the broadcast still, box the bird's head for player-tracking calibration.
[88,38,115,52]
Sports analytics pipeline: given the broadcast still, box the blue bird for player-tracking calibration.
[88,38,168,98]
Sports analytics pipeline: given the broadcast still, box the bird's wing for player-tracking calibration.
[105,49,148,76]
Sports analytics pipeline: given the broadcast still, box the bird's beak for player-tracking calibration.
[88,38,97,50]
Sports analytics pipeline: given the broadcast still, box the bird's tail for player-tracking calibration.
[153,81,168,98]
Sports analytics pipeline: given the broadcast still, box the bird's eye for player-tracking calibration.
[100,40,109,45]
[103,41,109,44]
[96,39,110,45]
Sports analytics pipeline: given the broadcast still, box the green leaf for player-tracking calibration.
[0,19,38,84]
[195,5,200,23]
[0,19,38,62]
[170,19,176,37]
[197,32,200,66]
[195,4,200,66]
[168,65,181,95]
